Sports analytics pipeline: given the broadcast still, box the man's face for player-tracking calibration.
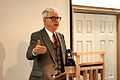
[44,12,61,32]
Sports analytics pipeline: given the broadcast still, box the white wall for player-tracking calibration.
[0,0,70,80]
[72,0,120,9]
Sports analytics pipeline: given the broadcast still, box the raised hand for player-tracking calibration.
[34,40,46,55]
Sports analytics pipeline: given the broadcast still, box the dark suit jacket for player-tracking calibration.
[26,28,66,80]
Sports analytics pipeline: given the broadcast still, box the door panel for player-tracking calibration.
[73,13,117,80]
[73,13,96,52]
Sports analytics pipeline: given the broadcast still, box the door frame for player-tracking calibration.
[71,5,120,80]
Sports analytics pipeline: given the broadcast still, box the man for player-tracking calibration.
[26,8,66,80]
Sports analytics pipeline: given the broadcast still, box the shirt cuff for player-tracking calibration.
[32,48,38,56]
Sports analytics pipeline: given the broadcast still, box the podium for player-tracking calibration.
[54,51,105,80]
[65,66,76,80]
[54,66,76,80]
[54,72,66,80]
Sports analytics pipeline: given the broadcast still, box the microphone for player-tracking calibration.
[65,49,75,66]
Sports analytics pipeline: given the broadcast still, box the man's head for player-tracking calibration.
[42,8,61,33]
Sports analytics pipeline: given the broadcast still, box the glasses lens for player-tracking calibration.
[46,17,61,21]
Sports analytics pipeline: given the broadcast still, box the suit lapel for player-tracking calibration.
[40,28,57,65]
[56,33,66,64]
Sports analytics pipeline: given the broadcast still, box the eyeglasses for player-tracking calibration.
[45,16,61,22]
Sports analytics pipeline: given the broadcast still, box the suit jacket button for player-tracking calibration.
[51,75,55,78]
[52,75,55,78]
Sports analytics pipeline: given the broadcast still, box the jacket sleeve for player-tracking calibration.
[26,32,38,60]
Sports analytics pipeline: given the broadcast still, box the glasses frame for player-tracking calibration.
[45,16,62,22]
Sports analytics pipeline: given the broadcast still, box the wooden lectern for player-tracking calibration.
[54,66,76,80]
[54,51,105,80]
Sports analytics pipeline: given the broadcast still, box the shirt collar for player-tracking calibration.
[45,27,56,42]
[45,27,53,38]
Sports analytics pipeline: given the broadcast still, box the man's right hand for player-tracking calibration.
[33,40,46,55]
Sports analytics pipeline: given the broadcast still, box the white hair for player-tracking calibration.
[42,8,60,18]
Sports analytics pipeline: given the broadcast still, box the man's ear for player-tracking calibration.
[43,18,46,22]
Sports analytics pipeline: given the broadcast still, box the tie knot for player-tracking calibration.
[53,33,56,37]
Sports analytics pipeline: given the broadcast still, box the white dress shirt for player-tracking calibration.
[45,27,57,43]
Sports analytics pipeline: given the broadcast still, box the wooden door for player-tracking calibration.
[73,13,117,80]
